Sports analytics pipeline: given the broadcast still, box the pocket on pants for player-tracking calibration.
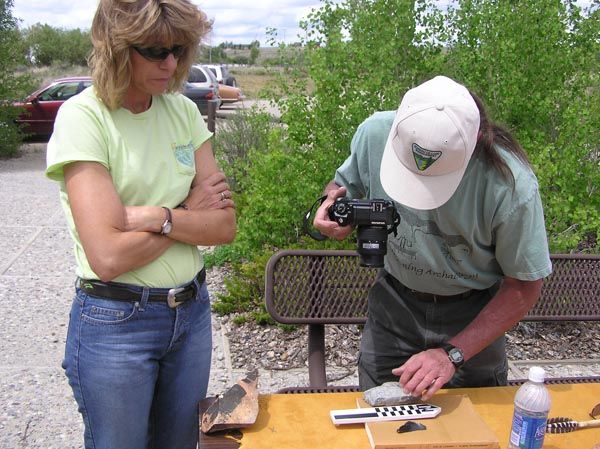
[78,292,139,325]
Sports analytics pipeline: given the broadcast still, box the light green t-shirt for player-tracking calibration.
[46,87,212,287]
[335,111,552,295]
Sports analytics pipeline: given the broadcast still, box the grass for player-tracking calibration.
[228,66,282,99]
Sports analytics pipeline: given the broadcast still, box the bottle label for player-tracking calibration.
[509,411,547,449]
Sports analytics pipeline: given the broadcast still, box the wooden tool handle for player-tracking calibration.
[579,420,600,429]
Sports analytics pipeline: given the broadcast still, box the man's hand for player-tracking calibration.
[391,348,455,401]
[313,185,354,240]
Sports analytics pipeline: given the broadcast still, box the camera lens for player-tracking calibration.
[356,226,388,268]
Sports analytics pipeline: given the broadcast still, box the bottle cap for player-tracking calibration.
[528,366,546,383]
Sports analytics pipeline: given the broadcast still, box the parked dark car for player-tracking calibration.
[183,65,221,114]
[14,76,92,138]
[205,64,237,87]
[182,83,220,115]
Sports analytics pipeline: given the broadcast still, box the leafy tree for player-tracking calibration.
[23,23,91,66]
[0,0,33,157]
[213,0,598,320]
[249,40,260,65]
[441,0,599,251]
[239,0,447,255]
[268,0,598,253]
[63,28,93,66]
[199,45,228,63]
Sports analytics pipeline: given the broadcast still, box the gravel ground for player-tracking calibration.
[224,318,600,371]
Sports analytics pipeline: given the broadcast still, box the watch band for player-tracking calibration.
[160,207,173,235]
[440,342,465,369]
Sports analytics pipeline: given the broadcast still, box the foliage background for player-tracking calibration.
[211,0,599,320]
[0,0,33,157]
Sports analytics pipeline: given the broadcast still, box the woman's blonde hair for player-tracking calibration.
[89,0,212,110]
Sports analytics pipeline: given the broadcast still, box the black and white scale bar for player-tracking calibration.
[330,403,441,425]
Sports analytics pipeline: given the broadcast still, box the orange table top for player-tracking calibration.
[200,383,600,449]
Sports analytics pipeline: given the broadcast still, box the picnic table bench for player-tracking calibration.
[264,250,600,392]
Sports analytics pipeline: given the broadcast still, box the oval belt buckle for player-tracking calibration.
[167,287,185,308]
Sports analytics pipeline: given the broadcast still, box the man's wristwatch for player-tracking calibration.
[440,343,464,369]
[160,207,173,235]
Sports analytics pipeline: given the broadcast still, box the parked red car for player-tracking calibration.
[14,76,92,138]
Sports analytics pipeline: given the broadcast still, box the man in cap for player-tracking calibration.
[313,76,552,400]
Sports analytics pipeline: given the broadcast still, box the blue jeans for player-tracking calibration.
[62,279,212,449]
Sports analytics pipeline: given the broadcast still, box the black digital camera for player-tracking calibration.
[328,198,400,268]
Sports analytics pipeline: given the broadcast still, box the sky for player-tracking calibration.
[11,0,331,46]
[11,0,594,46]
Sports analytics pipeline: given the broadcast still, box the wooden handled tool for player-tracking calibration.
[546,416,600,433]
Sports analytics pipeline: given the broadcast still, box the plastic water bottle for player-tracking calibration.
[507,366,551,449]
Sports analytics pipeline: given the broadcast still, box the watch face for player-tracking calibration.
[162,222,172,235]
[448,348,464,363]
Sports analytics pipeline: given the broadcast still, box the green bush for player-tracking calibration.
[0,108,25,158]
[275,0,599,253]
[22,24,92,66]
[440,0,599,252]
[211,250,273,318]
[212,108,273,192]
[213,0,598,321]
[0,0,34,157]
[527,90,600,252]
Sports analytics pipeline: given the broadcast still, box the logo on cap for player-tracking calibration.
[412,143,442,171]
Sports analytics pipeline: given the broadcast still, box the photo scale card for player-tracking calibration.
[330,403,441,425]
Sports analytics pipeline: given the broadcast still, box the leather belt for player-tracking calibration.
[386,273,474,303]
[78,268,206,308]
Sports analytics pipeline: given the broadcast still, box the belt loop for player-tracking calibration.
[138,287,150,311]
[192,270,203,299]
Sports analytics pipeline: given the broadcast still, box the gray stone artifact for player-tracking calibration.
[363,382,420,406]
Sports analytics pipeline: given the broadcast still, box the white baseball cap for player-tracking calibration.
[380,76,480,210]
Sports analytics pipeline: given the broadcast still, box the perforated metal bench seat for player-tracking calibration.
[276,376,600,394]
[265,250,600,391]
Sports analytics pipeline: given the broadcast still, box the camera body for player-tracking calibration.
[328,198,400,268]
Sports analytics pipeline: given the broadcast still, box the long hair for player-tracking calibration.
[470,91,531,185]
[89,0,212,110]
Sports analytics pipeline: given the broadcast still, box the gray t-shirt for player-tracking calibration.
[335,111,552,295]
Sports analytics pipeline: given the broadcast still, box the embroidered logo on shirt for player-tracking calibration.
[412,143,442,171]
[173,141,195,167]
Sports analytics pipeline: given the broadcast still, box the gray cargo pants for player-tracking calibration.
[358,270,508,391]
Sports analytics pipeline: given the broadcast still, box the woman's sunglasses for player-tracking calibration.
[133,45,185,61]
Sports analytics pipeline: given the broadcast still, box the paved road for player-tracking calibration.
[217,98,280,118]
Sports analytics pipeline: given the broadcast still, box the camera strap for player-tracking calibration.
[303,195,328,241]
[388,207,401,237]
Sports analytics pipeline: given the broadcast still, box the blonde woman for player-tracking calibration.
[46,1,235,448]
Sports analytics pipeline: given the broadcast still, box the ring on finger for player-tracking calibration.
[220,192,226,201]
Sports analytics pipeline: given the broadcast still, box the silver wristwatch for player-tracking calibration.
[160,207,173,235]
[441,343,464,369]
